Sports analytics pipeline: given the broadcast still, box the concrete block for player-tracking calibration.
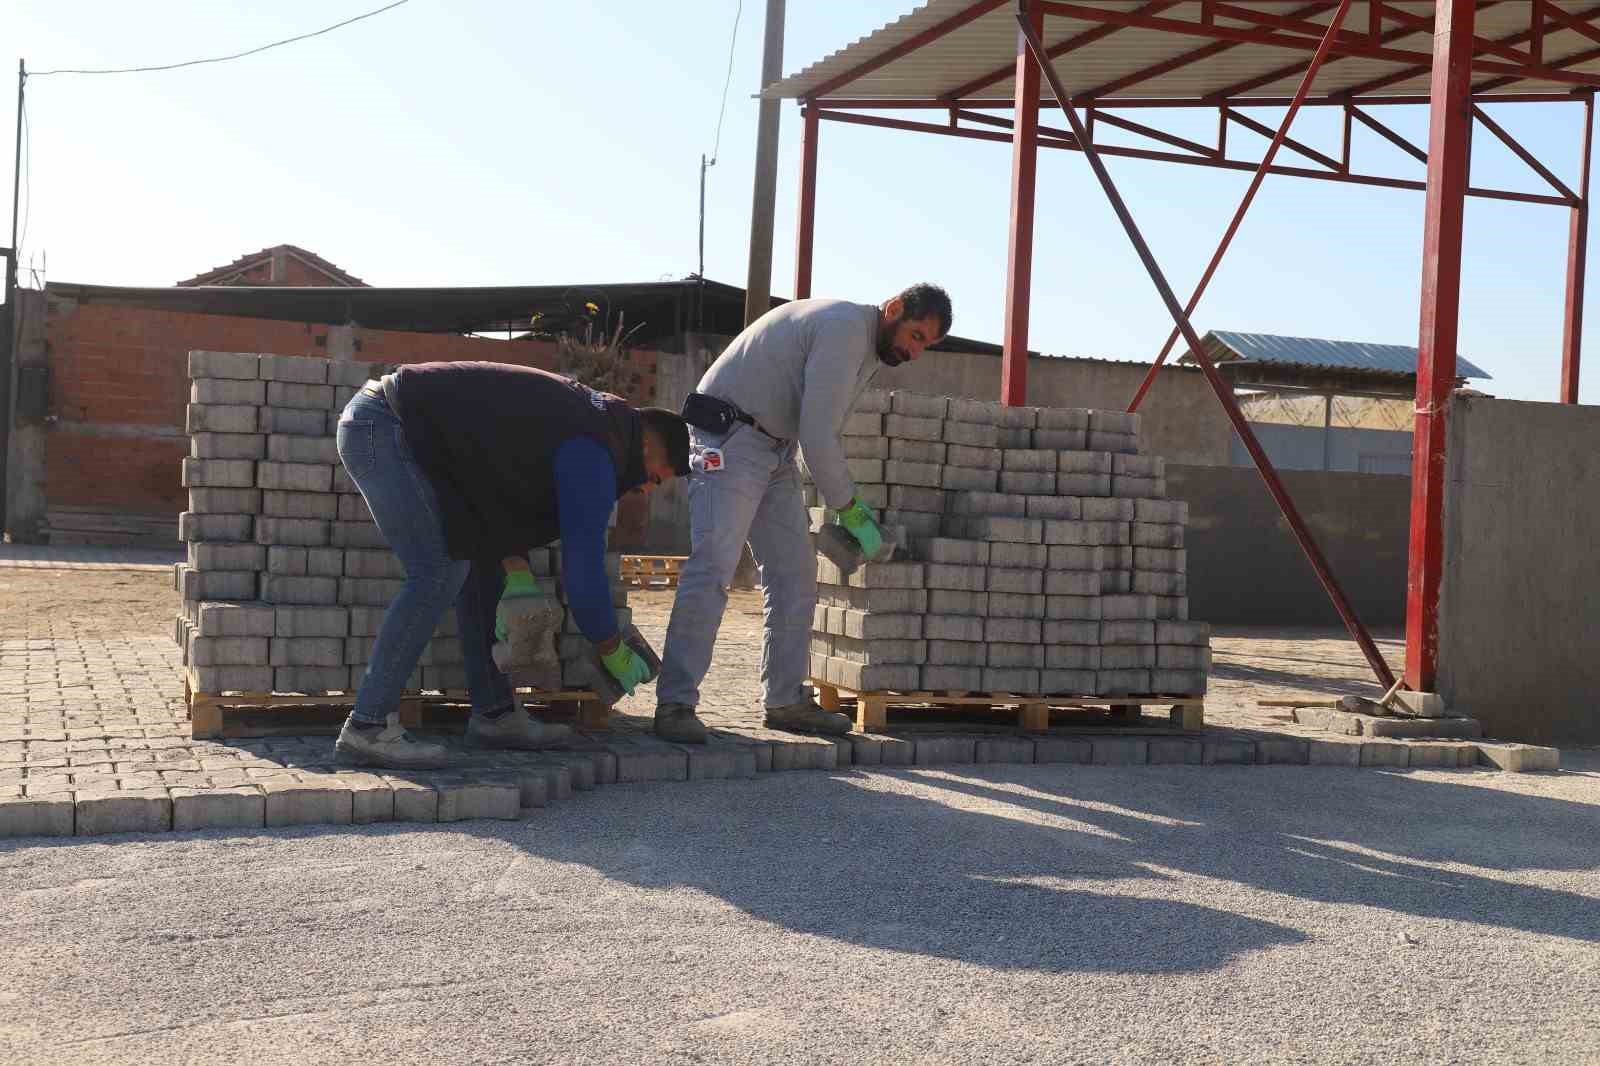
[832,636,926,665]
[889,484,945,513]
[1112,475,1165,498]
[1032,428,1087,451]
[260,574,339,606]
[1155,596,1190,621]
[854,389,891,413]
[1150,669,1207,697]
[256,461,333,493]
[1201,738,1255,764]
[982,667,1039,692]
[1034,407,1088,431]
[976,738,1035,764]
[688,744,760,781]
[944,420,1000,447]
[922,664,983,690]
[946,444,1001,470]
[914,537,989,565]
[1044,595,1101,621]
[1257,738,1310,765]
[188,487,262,514]
[267,434,340,464]
[1056,473,1112,497]
[73,790,172,836]
[889,392,949,419]
[331,466,356,495]
[187,541,266,572]
[328,360,377,388]
[1101,594,1157,620]
[1101,620,1155,644]
[1043,520,1119,546]
[1042,545,1100,571]
[1393,690,1449,718]
[1134,547,1186,572]
[1019,498,1077,522]
[330,520,387,548]
[994,404,1038,429]
[1112,453,1163,477]
[1101,644,1156,669]
[842,411,882,436]
[1045,644,1099,670]
[1406,742,1473,769]
[1003,449,1058,473]
[423,663,468,690]
[341,549,402,579]
[987,644,1045,669]
[1149,738,1203,764]
[843,435,889,459]
[194,601,275,638]
[1056,450,1113,475]
[1097,669,1151,695]
[1134,571,1187,596]
[268,546,310,576]
[981,616,1038,643]
[1359,741,1411,768]
[179,512,253,542]
[1080,497,1135,522]
[879,509,942,536]
[191,431,267,461]
[255,517,330,547]
[189,350,261,380]
[1476,743,1560,772]
[888,438,946,464]
[988,543,1046,569]
[267,381,335,410]
[1156,620,1211,645]
[1045,571,1100,596]
[191,378,266,406]
[1102,570,1132,594]
[947,491,1028,517]
[1156,645,1212,670]
[275,606,349,638]
[179,569,258,601]
[885,460,942,488]
[839,609,921,640]
[1088,431,1139,454]
[944,515,1042,543]
[1033,737,1092,763]
[260,406,328,435]
[823,586,928,613]
[942,466,1001,491]
[1088,409,1140,435]
[924,615,986,642]
[171,787,265,831]
[1043,618,1100,643]
[988,592,1044,618]
[914,736,976,765]
[926,563,986,591]
[999,471,1055,495]
[987,567,1043,595]
[926,640,987,667]
[275,666,351,692]
[831,659,920,692]
[259,353,330,384]
[1307,739,1362,766]
[1133,522,1185,548]
[187,403,258,435]
[182,458,256,488]
[1135,498,1187,522]
[384,777,439,822]
[1092,738,1149,765]
[262,490,337,520]
[335,773,395,823]
[946,397,1000,424]
[435,782,521,821]
[187,635,268,668]
[0,796,74,837]
[883,414,944,442]
[845,458,884,483]
[337,495,374,522]
[270,636,346,667]
[189,665,274,693]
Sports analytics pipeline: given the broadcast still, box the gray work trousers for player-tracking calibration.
[657,423,817,711]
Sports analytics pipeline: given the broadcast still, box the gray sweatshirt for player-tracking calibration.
[696,298,880,509]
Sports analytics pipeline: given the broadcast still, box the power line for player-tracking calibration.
[708,0,743,165]
[29,0,410,77]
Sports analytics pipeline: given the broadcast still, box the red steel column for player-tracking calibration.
[794,104,820,300]
[1406,0,1477,691]
[1561,92,1593,404]
[1001,4,1043,406]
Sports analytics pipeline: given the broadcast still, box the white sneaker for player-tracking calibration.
[464,707,572,750]
[335,712,451,769]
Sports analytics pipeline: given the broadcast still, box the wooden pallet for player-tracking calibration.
[619,554,686,588]
[185,672,609,739]
[810,678,1204,733]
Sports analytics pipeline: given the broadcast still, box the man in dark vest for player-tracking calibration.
[332,361,690,769]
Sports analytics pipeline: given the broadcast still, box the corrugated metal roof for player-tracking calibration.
[765,2,1600,102]
[1186,329,1491,379]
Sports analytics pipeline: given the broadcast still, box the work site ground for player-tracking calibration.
[3,547,1598,1065]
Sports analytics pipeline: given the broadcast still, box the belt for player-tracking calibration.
[359,375,403,421]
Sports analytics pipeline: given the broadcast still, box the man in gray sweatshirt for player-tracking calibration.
[655,283,953,742]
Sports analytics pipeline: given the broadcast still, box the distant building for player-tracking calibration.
[178,244,367,288]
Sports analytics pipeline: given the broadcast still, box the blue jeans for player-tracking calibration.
[337,389,514,723]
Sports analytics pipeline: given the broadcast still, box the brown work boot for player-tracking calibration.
[765,697,852,736]
[654,703,709,745]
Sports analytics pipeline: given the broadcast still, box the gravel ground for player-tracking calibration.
[4,760,1598,1066]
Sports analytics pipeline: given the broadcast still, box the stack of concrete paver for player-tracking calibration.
[805,389,1210,699]
[174,350,627,697]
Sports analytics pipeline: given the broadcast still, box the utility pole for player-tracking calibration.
[1,59,25,536]
[742,0,784,327]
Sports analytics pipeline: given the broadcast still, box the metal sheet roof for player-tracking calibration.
[765,1,1600,102]
[1188,329,1492,378]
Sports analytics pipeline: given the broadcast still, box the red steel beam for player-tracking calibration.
[1088,108,1219,157]
[805,0,1006,100]
[1003,4,1043,407]
[1349,104,1429,164]
[1374,3,1530,64]
[1128,0,1354,415]
[1015,2,1397,690]
[1562,92,1594,403]
[943,0,1179,99]
[794,105,820,300]
[956,108,1080,145]
[1538,0,1600,48]
[1470,102,1580,202]
[1406,0,1477,693]
[814,107,1570,205]
[808,91,1582,109]
[1224,106,1344,171]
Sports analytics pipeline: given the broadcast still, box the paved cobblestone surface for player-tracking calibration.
[0,552,1581,839]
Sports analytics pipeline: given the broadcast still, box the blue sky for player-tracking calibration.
[3,0,1595,403]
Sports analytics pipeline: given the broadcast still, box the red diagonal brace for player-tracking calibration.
[1017,0,1396,690]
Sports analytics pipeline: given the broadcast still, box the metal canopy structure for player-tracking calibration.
[764,0,1597,697]
[1189,330,1493,379]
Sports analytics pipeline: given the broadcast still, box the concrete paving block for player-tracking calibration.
[999,471,1055,495]
[187,541,267,572]
[988,644,1045,669]
[274,606,349,639]
[331,466,357,494]
[270,636,346,668]
[1088,408,1140,433]
[1307,738,1363,766]
[1044,619,1101,645]
[383,777,439,821]
[889,484,945,513]
[259,353,329,384]
[824,586,929,613]
[274,665,351,693]
[180,569,258,602]
[1087,431,1139,454]
[1058,473,1114,497]
[946,397,1000,424]
[1102,570,1133,594]
[832,636,926,665]
[1154,645,1214,671]
[689,743,760,780]
[1202,738,1256,765]
[192,378,267,406]
[840,610,922,640]
[885,460,943,488]
[1112,475,1166,499]
[327,360,377,388]
[945,444,1001,471]
[504,770,549,809]
[1036,407,1089,431]
[260,573,339,606]
[257,461,333,493]
[913,537,989,565]
[922,664,984,690]
[883,414,944,443]
[889,392,949,419]
[842,411,882,436]
[1097,669,1151,695]
[1150,670,1207,695]
[1112,453,1162,477]
[1101,645,1156,670]
[766,734,837,772]
[987,543,1046,569]
[195,601,275,638]
[189,665,274,693]
[923,615,985,642]
[1294,707,1366,735]
[1149,738,1203,764]
[976,737,1035,764]
[878,509,942,536]
[1154,597,1189,621]
[947,515,1043,543]
[1032,428,1087,450]
[613,741,690,783]
[255,517,330,547]
[1393,691,1449,718]
[1132,522,1185,549]
[1406,742,1474,769]
[262,490,337,520]
[190,350,261,380]
[941,467,1001,492]
[1080,497,1134,522]
[170,787,265,831]
[944,420,1001,448]
[848,735,884,766]
[1134,547,1186,572]
[340,576,404,606]
[1044,595,1101,621]
[1034,737,1093,763]
[851,389,891,413]
[191,431,267,461]
[1043,545,1100,571]
[188,487,262,515]
[1045,571,1100,596]
[1044,644,1100,670]
[994,404,1038,429]
[926,563,986,592]
[845,560,925,590]
[1155,620,1211,645]
[0,796,75,837]
[330,520,386,548]
[1256,738,1310,765]
[259,406,328,435]
[1018,497,1076,522]
[1101,594,1157,620]
[75,789,172,835]
[1135,498,1187,523]
[266,381,335,411]
[914,736,976,766]
[1056,451,1114,476]
[1003,449,1058,473]
[947,491,1027,517]
[988,592,1045,618]
[179,512,254,542]
[1041,669,1096,694]
[843,435,889,459]
[1476,743,1560,772]
[187,403,258,435]
[983,667,1041,692]
[187,635,268,668]
[926,640,987,667]
[1359,741,1410,768]
[1092,738,1149,765]
[888,438,947,464]
[436,782,520,822]
[183,458,257,489]
[985,617,1041,643]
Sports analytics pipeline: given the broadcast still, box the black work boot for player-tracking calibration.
[654,702,709,744]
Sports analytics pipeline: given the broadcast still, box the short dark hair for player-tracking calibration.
[639,407,691,476]
[895,283,953,339]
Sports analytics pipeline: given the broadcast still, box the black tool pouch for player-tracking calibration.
[681,392,746,435]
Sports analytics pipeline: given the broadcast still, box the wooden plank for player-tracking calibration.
[807,677,1204,734]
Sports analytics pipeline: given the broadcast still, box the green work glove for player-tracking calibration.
[598,639,653,696]
[495,569,553,642]
[837,497,884,559]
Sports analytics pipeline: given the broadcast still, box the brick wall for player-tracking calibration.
[42,296,663,548]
